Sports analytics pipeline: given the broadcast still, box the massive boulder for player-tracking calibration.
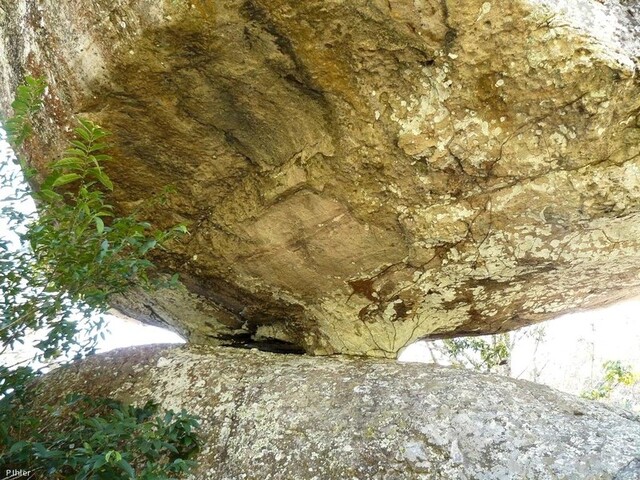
[2,0,640,356]
[32,344,640,479]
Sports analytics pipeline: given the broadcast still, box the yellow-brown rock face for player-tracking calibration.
[2,0,640,356]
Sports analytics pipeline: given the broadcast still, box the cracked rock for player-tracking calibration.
[2,0,640,355]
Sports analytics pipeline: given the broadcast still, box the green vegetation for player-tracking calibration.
[3,75,45,146]
[441,334,511,373]
[5,395,199,479]
[581,360,637,401]
[0,76,199,478]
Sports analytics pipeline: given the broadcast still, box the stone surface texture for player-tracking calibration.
[2,0,640,356]
[33,344,640,480]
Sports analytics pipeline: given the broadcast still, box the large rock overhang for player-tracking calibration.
[2,0,640,356]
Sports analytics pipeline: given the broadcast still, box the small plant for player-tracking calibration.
[3,75,45,146]
[581,360,637,400]
[3,394,200,479]
[0,76,199,478]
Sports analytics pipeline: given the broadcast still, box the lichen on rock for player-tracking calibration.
[3,0,640,356]
[33,345,640,479]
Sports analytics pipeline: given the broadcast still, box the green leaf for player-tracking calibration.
[117,458,136,478]
[75,124,93,142]
[105,450,122,464]
[52,173,82,187]
[70,140,89,152]
[38,188,63,203]
[91,455,107,471]
[139,239,157,255]
[87,142,109,153]
[95,170,114,191]
[64,148,88,157]
[95,216,105,234]
[53,157,85,170]
[11,98,28,113]
[9,440,30,454]
[78,118,94,130]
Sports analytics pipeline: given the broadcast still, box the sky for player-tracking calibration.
[97,312,184,352]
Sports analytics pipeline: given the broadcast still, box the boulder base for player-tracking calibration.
[33,345,640,480]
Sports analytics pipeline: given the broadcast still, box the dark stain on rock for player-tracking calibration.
[392,298,409,320]
[349,278,377,302]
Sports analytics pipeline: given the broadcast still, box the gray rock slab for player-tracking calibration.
[34,344,640,479]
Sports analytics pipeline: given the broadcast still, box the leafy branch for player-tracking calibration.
[0,76,199,478]
[1,76,186,363]
[581,360,637,401]
[6,394,200,479]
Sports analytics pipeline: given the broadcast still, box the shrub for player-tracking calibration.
[0,76,199,479]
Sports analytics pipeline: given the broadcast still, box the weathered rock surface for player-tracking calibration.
[3,0,640,356]
[34,344,640,479]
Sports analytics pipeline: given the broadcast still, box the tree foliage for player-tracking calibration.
[0,76,199,478]
[581,360,637,401]
[1,100,184,364]
[436,334,511,373]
